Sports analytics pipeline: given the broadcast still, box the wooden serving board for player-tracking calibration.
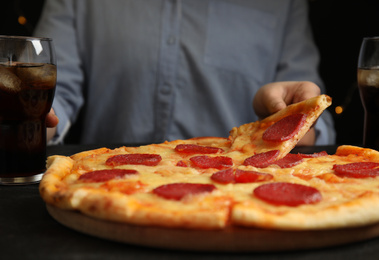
[47,204,379,252]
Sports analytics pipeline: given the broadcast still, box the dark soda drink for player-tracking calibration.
[0,62,56,182]
[357,67,379,151]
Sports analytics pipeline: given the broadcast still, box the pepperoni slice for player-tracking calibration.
[273,154,303,168]
[298,151,328,158]
[176,160,188,167]
[243,150,279,168]
[211,168,235,184]
[190,155,233,169]
[175,144,224,154]
[106,154,162,166]
[254,182,322,207]
[235,169,273,183]
[333,162,379,178]
[78,169,138,182]
[153,183,217,200]
[262,113,307,142]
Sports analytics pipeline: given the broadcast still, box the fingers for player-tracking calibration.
[253,81,321,119]
[46,108,59,128]
[253,83,286,119]
[290,81,320,104]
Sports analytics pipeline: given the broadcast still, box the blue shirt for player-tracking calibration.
[34,0,336,145]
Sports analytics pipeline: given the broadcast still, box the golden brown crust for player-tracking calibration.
[39,156,75,209]
[69,189,231,229]
[336,145,379,161]
[232,192,379,230]
[70,147,111,161]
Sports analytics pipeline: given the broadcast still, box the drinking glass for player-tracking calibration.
[357,37,379,151]
[0,36,56,184]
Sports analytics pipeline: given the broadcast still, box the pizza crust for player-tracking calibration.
[336,145,379,161]
[232,192,379,230]
[61,184,232,229]
[39,156,74,209]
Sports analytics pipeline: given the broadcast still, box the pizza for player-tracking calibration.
[40,94,379,231]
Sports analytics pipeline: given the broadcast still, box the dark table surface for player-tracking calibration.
[2,144,379,260]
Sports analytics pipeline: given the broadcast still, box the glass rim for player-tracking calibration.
[0,35,53,42]
[363,36,379,41]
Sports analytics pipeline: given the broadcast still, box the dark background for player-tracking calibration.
[1,0,379,146]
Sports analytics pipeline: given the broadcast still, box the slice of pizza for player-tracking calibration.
[228,94,332,161]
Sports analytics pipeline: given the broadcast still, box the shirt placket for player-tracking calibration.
[154,0,182,142]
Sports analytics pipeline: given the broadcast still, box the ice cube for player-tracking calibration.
[16,63,56,88]
[366,70,379,87]
[0,65,22,93]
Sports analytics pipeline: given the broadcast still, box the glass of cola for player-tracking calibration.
[0,36,56,184]
[358,36,379,151]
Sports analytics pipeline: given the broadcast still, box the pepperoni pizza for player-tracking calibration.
[40,95,379,231]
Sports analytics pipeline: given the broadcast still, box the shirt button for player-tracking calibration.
[161,83,172,95]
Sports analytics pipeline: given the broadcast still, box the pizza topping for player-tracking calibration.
[235,169,273,183]
[190,155,233,169]
[243,150,279,168]
[101,181,146,195]
[211,169,273,184]
[78,169,138,182]
[153,183,217,200]
[272,154,304,168]
[175,144,224,154]
[297,151,328,158]
[211,168,235,184]
[333,162,379,178]
[262,113,307,142]
[106,153,162,166]
[254,182,322,207]
[176,160,188,167]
